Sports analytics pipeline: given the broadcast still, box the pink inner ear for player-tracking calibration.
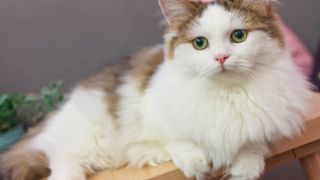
[160,0,195,23]
[159,0,168,17]
[159,0,215,23]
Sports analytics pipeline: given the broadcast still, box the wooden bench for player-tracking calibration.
[90,93,320,180]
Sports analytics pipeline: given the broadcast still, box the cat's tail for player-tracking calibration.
[0,126,50,180]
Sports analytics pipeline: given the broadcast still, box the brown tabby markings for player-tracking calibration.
[164,0,284,59]
[81,46,164,119]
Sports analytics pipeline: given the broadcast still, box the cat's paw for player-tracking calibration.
[228,154,265,180]
[166,141,210,180]
[172,150,210,180]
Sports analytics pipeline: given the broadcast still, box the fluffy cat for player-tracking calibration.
[0,0,311,180]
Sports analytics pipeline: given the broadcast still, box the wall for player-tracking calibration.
[0,0,319,93]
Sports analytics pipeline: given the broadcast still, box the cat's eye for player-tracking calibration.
[231,29,248,43]
[192,37,209,50]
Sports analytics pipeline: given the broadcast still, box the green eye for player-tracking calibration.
[231,29,248,43]
[192,37,209,50]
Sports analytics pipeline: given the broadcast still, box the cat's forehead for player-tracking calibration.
[192,5,244,36]
[191,1,271,33]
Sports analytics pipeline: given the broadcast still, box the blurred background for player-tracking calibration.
[0,0,319,179]
[0,0,319,93]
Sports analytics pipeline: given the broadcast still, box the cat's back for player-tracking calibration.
[76,45,164,119]
[80,45,164,93]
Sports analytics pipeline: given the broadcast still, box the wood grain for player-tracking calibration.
[300,152,320,180]
[90,163,178,180]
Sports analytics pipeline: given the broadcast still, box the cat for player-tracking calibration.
[0,0,311,180]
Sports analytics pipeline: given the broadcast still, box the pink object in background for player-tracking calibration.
[282,25,314,76]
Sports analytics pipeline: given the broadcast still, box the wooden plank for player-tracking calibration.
[266,150,296,170]
[300,152,320,180]
[150,169,186,180]
[90,162,177,180]
[294,140,320,159]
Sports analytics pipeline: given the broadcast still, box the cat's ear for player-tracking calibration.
[240,0,278,16]
[159,0,200,25]
[240,0,277,4]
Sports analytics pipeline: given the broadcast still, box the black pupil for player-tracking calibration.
[234,30,244,39]
[196,38,204,47]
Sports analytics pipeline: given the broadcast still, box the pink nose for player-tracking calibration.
[215,55,229,65]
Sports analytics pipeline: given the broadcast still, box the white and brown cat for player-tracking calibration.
[0,0,311,180]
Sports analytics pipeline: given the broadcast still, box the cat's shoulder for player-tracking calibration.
[78,45,164,92]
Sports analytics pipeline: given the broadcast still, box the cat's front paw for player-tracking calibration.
[166,141,210,180]
[175,153,210,180]
[172,150,210,180]
[228,153,265,180]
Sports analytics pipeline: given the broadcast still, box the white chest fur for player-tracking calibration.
[142,59,308,167]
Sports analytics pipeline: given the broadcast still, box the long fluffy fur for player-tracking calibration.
[0,0,311,180]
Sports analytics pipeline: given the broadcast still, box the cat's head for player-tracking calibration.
[159,0,285,81]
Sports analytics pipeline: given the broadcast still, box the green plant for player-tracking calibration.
[0,81,64,133]
[0,94,24,132]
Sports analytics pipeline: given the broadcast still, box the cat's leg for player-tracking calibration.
[228,143,269,180]
[165,140,210,180]
[47,156,86,180]
[127,142,171,167]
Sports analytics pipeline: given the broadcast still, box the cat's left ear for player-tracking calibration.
[240,0,278,16]
[159,0,201,25]
[242,0,278,4]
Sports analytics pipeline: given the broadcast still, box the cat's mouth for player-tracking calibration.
[220,65,227,72]
[215,64,241,76]
[218,64,231,74]
[199,64,239,78]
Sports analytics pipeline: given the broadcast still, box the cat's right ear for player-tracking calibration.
[159,0,199,25]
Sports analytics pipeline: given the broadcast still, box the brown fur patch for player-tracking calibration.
[0,122,50,180]
[129,46,165,92]
[80,61,131,119]
[81,46,164,119]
